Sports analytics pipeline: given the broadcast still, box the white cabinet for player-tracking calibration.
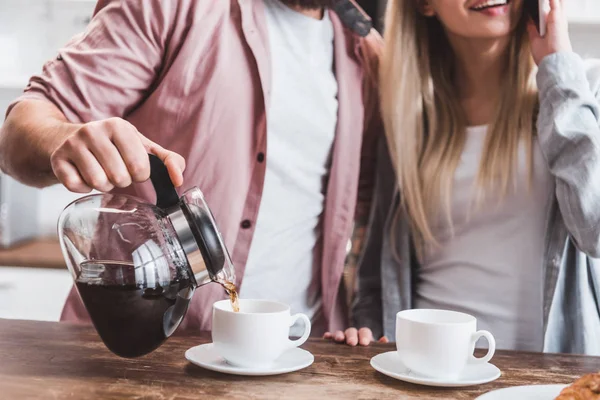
[0,267,72,321]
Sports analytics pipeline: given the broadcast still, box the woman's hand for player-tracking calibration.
[527,0,572,65]
[324,327,389,346]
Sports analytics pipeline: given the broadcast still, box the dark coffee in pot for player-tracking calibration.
[75,261,194,358]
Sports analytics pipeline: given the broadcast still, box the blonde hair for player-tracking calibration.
[380,0,539,256]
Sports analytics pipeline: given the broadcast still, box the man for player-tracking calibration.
[0,0,381,336]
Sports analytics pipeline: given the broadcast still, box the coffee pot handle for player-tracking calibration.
[148,154,180,209]
[287,313,312,349]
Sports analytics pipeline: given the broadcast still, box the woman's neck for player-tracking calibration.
[447,34,510,126]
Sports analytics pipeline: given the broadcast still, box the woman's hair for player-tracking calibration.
[380,0,539,256]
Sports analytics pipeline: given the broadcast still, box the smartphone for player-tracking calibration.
[524,0,549,37]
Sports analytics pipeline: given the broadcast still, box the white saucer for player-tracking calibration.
[185,343,314,376]
[370,351,501,387]
[476,385,568,399]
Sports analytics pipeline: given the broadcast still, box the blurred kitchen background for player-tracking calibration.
[0,0,598,322]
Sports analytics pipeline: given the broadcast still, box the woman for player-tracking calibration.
[326,0,600,353]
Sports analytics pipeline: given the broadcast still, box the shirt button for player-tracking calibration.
[257,152,265,163]
[241,220,252,229]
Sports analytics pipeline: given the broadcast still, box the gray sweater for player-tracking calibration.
[352,52,600,355]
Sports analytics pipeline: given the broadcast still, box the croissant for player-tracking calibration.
[556,372,600,400]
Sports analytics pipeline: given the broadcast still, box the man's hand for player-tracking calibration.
[324,327,389,346]
[527,0,572,65]
[50,117,185,193]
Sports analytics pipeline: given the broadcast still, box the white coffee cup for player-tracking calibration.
[212,299,312,368]
[396,309,495,380]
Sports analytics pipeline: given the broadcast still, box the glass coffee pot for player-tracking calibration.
[58,155,236,358]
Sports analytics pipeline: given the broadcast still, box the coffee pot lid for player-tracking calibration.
[148,155,235,285]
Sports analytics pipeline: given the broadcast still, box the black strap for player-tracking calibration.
[333,0,373,37]
[148,154,180,209]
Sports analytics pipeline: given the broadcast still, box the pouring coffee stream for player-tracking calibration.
[58,154,239,358]
[223,281,240,313]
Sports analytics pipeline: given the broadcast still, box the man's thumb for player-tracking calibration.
[143,138,186,187]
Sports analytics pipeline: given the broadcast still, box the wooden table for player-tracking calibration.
[1,319,599,399]
[0,238,65,269]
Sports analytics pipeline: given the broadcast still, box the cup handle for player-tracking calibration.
[469,330,496,364]
[288,313,312,348]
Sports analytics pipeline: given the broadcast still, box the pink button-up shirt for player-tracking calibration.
[9,0,381,334]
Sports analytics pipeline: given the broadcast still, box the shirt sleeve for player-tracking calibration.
[537,52,600,257]
[5,0,175,123]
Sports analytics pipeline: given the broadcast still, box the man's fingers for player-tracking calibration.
[378,336,390,344]
[358,327,374,346]
[323,332,333,339]
[53,159,92,193]
[143,138,186,187]
[87,135,132,188]
[345,328,358,346]
[50,118,186,192]
[69,148,114,192]
[112,126,151,183]
[164,152,186,187]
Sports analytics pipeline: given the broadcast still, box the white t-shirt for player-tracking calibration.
[415,125,555,351]
[240,0,338,333]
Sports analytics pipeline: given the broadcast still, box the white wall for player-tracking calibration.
[571,24,600,58]
[566,0,600,56]
[0,0,95,84]
[0,0,95,237]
